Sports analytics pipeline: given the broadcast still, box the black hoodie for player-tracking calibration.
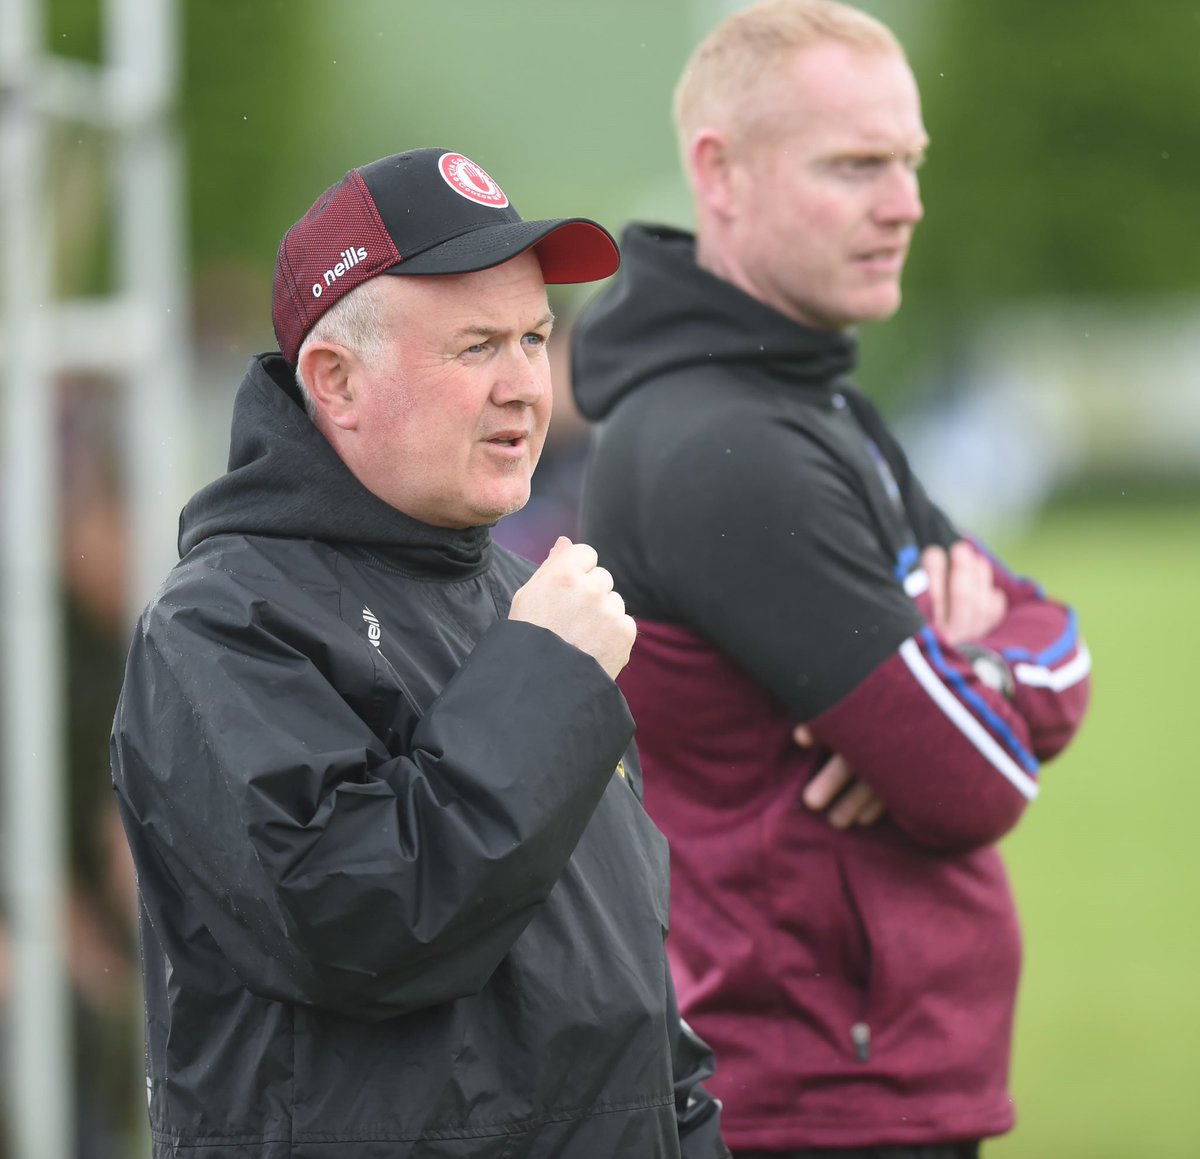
[574,224,857,423]
[112,353,729,1158]
[573,223,934,711]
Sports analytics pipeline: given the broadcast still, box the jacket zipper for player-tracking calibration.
[850,1021,871,1063]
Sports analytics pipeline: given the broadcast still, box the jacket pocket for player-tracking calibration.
[834,835,1022,1080]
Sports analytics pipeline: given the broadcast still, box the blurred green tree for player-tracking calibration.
[183,0,317,267]
[41,0,1200,391]
[45,0,321,347]
[911,0,1200,300]
[862,0,1200,407]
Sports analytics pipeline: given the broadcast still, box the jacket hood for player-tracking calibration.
[571,223,859,421]
[178,354,491,571]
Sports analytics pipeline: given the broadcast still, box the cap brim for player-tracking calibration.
[384,218,619,284]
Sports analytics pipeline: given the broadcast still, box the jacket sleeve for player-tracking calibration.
[971,541,1093,760]
[845,389,1092,763]
[638,404,1090,854]
[111,582,633,1020]
[807,539,1091,851]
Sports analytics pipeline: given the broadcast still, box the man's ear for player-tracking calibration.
[299,343,359,431]
[688,128,739,222]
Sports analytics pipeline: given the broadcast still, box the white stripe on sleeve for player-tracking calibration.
[899,637,1040,801]
[1014,643,1092,692]
[903,568,930,598]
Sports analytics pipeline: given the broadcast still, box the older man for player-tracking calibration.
[572,3,1092,1157]
[111,148,729,1159]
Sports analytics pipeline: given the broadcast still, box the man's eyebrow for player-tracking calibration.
[452,311,556,341]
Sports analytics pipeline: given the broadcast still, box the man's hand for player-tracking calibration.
[795,725,886,828]
[921,541,1008,646]
[509,537,636,681]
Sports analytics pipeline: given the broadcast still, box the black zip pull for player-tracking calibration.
[851,1021,871,1063]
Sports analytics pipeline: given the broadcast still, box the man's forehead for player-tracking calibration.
[756,46,926,152]
[371,273,551,348]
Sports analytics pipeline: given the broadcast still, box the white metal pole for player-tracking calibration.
[1,0,75,1155]
[106,3,191,1153]
[108,0,191,614]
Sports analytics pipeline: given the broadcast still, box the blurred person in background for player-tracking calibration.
[571,2,1092,1157]
[110,147,729,1159]
[1,379,140,1159]
[59,384,140,1159]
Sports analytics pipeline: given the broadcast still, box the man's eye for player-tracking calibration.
[841,157,885,175]
[523,333,547,349]
[464,343,487,355]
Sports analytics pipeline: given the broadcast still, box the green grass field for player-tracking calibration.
[986,496,1200,1158]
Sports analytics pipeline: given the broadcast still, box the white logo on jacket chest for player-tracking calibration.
[363,606,382,648]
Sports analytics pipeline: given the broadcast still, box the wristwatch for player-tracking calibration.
[957,643,1015,700]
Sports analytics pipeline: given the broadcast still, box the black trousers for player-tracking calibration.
[734,1146,980,1159]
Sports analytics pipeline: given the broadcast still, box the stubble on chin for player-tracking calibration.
[470,475,533,526]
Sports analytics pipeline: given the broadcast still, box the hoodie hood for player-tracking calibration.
[571,223,858,422]
[178,354,491,573]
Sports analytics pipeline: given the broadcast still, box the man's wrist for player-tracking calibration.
[957,642,1015,700]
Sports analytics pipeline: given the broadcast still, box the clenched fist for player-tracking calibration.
[509,537,637,680]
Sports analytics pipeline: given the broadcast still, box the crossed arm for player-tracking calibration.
[801,541,1009,828]
[638,407,1091,852]
[799,537,1090,846]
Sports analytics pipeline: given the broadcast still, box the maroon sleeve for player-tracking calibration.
[805,539,1091,853]
[807,641,1037,853]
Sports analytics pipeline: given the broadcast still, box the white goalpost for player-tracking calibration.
[0,0,189,1154]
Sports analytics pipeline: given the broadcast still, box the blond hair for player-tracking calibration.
[673,0,904,159]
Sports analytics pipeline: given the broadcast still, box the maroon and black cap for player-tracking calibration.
[271,147,620,364]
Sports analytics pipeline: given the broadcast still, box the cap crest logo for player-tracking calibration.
[438,152,509,208]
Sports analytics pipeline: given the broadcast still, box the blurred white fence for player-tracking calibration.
[1,0,189,1154]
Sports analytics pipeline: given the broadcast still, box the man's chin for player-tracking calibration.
[858,285,904,322]
[473,490,533,527]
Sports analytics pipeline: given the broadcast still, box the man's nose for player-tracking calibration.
[875,165,924,226]
[492,344,546,406]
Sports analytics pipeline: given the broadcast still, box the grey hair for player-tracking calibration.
[293,276,390,419]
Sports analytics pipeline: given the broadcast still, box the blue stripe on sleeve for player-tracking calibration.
[893,544,920,581]
[1000,608,1079,667]
[921,628,1040,776]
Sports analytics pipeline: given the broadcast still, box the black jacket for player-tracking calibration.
[111,353,728,1158]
